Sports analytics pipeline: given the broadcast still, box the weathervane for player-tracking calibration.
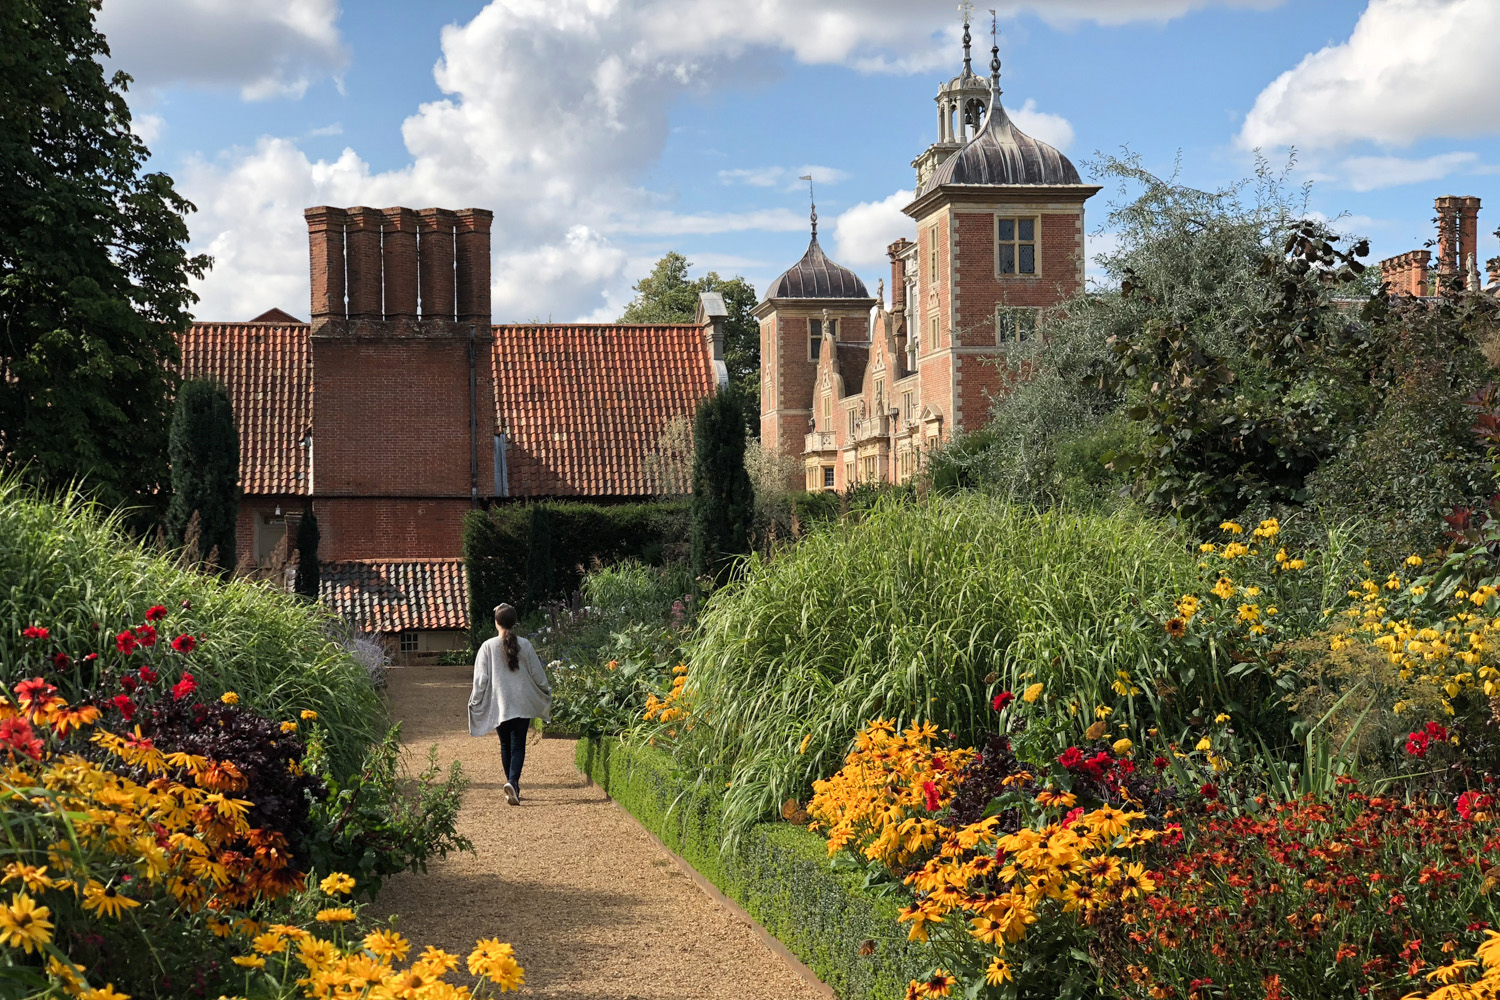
[989,9,1002,94]
[959,2,974,74]
[799,174,817,238]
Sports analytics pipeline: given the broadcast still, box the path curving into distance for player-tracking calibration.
[377,664,828,1000]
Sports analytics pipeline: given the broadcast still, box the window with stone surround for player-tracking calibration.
[996,306,1038,344]
[822,393,831,420]
[902,390,914,425]
[823,466,835,489]
[996,216,1038,276]
[809,317,835,361]
[844,460,855,485]
[399,631,419,654]
[847,409,856,439]
[929,226,939,283]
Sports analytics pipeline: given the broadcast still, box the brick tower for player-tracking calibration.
[901,26,1100,439]
[303,205,497,559]
[756,198,876,463]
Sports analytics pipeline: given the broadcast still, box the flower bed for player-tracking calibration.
[575,734,931,1000]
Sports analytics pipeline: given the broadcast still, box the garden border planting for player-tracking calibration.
[575,735,928,1000]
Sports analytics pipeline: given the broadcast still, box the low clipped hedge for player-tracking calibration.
[575,735,927,1000]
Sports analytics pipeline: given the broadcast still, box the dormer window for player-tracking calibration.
[997,217,1037,276]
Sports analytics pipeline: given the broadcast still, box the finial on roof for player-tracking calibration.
[799,174,817,238]
[959,2,974,75]
[989,10,1001,97]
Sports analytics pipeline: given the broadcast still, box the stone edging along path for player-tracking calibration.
[376,664,831,1000]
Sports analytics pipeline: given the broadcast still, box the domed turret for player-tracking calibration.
[771,234,868,299]
[769,195,868,299]
[918,100,1082,194]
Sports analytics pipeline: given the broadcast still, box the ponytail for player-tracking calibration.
[494,604,521,670]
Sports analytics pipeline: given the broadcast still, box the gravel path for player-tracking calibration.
[376,665,828,1000]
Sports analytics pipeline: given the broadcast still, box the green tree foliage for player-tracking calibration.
[965,154,1499,549]
[165,379,238,572]
[690,390,754,582]
[621,251,760,409]
[0,1,210,508]
[294,510,320,599]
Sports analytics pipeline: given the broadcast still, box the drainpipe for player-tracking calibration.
[468,323,479,505]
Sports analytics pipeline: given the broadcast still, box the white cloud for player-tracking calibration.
[718,165,849,190]
[1007,99,1075,152]
[1239,0,1500,150]
[130,113,164,145]
[833,189,916,268]
[98,0,346,100]
[1335,151,1481,192]
[175,0,1285,322]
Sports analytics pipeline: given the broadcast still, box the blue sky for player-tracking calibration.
[99,0,1500,323]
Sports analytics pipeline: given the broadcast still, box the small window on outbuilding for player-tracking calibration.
[399,631,419,654]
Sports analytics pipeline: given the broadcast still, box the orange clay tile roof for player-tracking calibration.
[492,324,717,496]
[320,559,469,633]
[179,323,312,496]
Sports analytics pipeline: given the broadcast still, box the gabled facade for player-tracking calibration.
[761,16,1100,491]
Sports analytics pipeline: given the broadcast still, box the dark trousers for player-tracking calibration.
[496,717,530,792]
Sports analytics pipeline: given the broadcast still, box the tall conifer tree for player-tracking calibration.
[166,379,238,573]
[690,391,754,582]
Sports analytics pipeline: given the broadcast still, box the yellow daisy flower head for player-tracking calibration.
[363,928,411,962]
[80,988,132,1000]
[1112,738,1133,755]
[0,892,52,954]
[220,691,239,705]
[1022,682,1045,704]
[301,709,319,721]
[82,881,140,920]
[231,955,266,969]
[1219,521,1243,535]
[279,721,298,733]
[320,872,357,896]
[315,908,356,923]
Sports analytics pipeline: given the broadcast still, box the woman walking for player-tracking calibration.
[468,603,552,805]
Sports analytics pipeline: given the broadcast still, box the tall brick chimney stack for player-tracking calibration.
[381,208,419,319]
[454,209,494,325]
[1459,196,1482,287]
[1379,250,1432,297]
[887,239,911,314]
[305,207,348,321]
[417,209,457,322]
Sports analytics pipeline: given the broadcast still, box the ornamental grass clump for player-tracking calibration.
[0,480,381,774]
[685,494,1200,834]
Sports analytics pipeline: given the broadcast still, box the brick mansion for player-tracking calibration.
[184,16,1497,649]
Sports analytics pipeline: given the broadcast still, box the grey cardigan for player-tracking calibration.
[468,634,552,736]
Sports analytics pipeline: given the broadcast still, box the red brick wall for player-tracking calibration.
[313,498,471,560]
[952,210,1084,348]
[762,306,872,461]
[310,335,495,498]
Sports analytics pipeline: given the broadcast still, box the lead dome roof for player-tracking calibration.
[770,234,869,300]
[919,97,1083,193]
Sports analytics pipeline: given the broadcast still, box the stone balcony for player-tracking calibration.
[804,430,836,454]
